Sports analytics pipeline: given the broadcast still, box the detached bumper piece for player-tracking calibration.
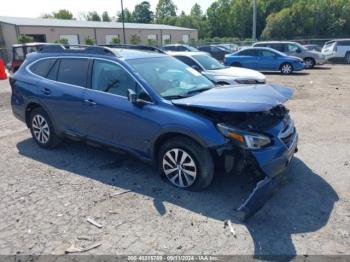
[234,174,283,221]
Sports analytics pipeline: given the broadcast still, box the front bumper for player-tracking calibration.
[315,57,327,65]
[218,118,299,221]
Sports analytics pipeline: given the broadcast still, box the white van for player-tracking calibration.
[322,39,350,64]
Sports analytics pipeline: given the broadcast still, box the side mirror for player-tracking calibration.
[127,89,137,103]
[296,48,302,53]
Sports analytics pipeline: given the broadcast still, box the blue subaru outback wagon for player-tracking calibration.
[10,45,298,219]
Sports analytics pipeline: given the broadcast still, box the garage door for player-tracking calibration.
[60,35,79,45]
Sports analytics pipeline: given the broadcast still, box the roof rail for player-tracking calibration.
[37,44,118,57]
[102,44,166,54]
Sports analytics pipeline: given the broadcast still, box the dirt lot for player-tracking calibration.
[0,65,349,258]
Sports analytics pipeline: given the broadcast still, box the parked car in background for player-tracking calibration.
[10,43,47,73]
[10,45,298,219]
[161,44,199,52]
[169,51,266,85]
[304,44,322,52]
[197,45,230,61]
[224,47,305,75]
[322,39,350,64]
[253,41,326,68]
[215,43,239,53]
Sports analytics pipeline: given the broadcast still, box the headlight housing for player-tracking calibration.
[217,123,271,149]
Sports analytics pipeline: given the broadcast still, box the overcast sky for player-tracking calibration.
[0,0,212,19]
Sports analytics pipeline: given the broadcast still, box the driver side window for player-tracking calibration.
[91,60,135,97]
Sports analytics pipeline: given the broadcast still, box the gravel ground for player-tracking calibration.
[0,65,349,258]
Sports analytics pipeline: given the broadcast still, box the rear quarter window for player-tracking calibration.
[29,58,57,77]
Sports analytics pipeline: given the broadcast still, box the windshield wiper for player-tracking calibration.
[163,94,188,100]
[185,87,213,96]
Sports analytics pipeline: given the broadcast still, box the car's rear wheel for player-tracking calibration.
[231,62,242,67]
[345,53,350,64]
[280,63,293,75]
[304,58,315,69]
[29,107,62,148]
[158,137,214,191]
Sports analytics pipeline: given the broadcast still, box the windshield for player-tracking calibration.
[192,54,225,70]
[127,56,214,99]
[187,45,199,51]
[296,43,308,51]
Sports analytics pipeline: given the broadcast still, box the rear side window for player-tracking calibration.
[239,49,257,56]
[57,58,89,87]
[29,58,57,77]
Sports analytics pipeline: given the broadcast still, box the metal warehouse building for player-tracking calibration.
[0,16,198,61]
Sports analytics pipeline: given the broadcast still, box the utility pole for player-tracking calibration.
[121,0,126,44]
[252,0,257,42]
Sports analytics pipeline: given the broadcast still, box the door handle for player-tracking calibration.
[84,99,97,106]
[40,88,51,95]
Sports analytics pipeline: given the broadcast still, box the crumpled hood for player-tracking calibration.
[172,84,294,112]
[203,67,266,81]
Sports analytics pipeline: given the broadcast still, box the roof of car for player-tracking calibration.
[166,51,208,57]
[254,41,298,45]
[112,48,167,60]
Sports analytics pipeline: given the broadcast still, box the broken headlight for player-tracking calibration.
[217,123,271,149]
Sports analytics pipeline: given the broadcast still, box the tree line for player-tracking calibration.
[42,0,350,40]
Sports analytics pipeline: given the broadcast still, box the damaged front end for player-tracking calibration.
[185,104,298,221]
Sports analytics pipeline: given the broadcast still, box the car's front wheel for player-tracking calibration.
[29,107,62,148]
[280,63,294,75]
[304,58,315,69]
[346,53,350,64]
[158,137,214,191]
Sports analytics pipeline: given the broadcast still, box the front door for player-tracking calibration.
[82,59,158,154]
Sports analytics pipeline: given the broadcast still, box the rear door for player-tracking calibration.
[256,49,278,70]
[237,49,259,69]
[36,57,90,135]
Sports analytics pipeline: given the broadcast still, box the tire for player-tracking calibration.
[280,63,293,75]
[304,58,315,69]
[231,62,242,67]
[158,136,214,191]
[29,107,62,149]
[346,53,350,64]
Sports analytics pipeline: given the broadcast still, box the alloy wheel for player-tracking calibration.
[162,148,197,188]
[32,114,50,144]
[346,54,350,64]
[304,59,314,68]
[281,64,292,74]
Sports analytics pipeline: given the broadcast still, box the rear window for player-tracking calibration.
[57,58,89,87]
[29,58,57,78]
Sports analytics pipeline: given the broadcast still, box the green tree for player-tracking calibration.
[84,36,95,45]
[132,1,153,23]
[190,3,203,17]
[207,0,233,38]
[53,9,74,20]
[129,34,141,44]
[17,35,34,44]
[102,11,111,22]
[117,8,133,22]
[86,11,101,21]
[155,0,177,24]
